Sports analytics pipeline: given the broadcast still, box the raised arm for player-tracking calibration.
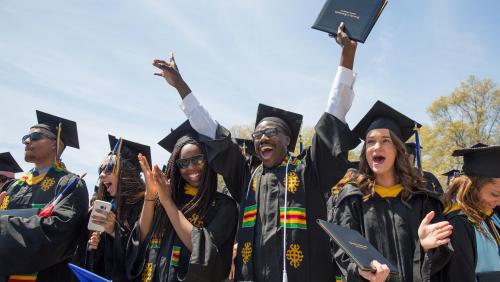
[153,52,217,139]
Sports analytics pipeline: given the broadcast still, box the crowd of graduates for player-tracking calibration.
[0,24,498,282]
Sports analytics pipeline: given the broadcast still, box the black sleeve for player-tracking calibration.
[330,194,364,282]
[0,177,89,274]
[204,125,249,203]
[310,113,360,193]
[181,196,238,281]
[440,216,476,282]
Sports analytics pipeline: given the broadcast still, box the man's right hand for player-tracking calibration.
[152,52,191,97]
[358,260,390,282]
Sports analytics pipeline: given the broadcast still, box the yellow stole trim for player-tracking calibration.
[484,210,493,217]
[374,184,404,198]
[24,172,48,186]
[184,184,198,196]
[444,202,461,215]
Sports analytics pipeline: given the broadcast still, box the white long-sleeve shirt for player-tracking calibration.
[180,66,356,138]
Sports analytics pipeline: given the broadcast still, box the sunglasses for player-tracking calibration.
[176,154,205,169]
[252,127,279,140]
[22,131,56,143]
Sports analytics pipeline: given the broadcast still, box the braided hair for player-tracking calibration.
[150,136,217,237]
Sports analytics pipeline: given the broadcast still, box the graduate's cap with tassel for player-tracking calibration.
[255,104,303,152]
[158,120,199,153]
[452,143,500,178]
[0,152,23,174]
[234,138,256,157]
[352,101,422,142]
[108,135,152,172]
[32,110,79,149]
[405,142,423,156]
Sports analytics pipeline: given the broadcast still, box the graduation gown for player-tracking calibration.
[437,210,500,282]
[328,184,445,282]
[0,164,89,282]
[209,113,358,282]
[423,171,443,195]
[86,199,144,281]
[125,192,238,282]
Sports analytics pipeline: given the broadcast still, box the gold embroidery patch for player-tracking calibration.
[241,242,252,264]
[142,262,153,282]
[286,171,300,193]
[252,177,257,192]
[286,244,304,268]
[0,195,9,210]
[188,213,204,227]
[41,177,56,191]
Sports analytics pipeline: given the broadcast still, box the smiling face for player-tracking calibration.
[253,120,290,168]
[477,178,500,211]
[99,156,119,197]
[23,127,57,164]
[365,128,397,177]
[178,143,205,188]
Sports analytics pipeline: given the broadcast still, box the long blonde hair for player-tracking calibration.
[447,175,495,235]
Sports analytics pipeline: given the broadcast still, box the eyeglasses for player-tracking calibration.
[21,131,56,143]
[252,127,279,140]
[176,154,205,169]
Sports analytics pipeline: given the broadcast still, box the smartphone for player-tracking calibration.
[87,200,112,232]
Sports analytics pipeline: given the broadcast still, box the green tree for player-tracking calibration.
[420,75,499,185]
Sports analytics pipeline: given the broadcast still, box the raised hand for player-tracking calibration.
[358,260,390,282]
[153,52,182,85]
[335,22,357,50]
[418,211,453,250]
[152,164,172,206]
[91,209,116,236]
[138,153,159,201]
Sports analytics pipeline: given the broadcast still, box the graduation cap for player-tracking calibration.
[158,120,199,153]
[108,135,152,173]
[68,263,111,282]
[32,110,79,149]
[405,142,423,156]
[352,101,422,142]
[255,104,303,152]
[442,169,461,183]
[452,143,500,178]
[234,138,256,157]
[0,152,23,173]
[353,101,424,173]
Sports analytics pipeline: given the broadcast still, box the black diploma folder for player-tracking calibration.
[312,0,388,43]
[476,272,500,282]
[317,219,398,274]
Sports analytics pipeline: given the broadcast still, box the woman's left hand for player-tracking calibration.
[91,209,116,237]
[418,211,453,250]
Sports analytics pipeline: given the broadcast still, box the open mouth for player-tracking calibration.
[372,155,386,165]
[259,144,275,160]
[103,181,113,192]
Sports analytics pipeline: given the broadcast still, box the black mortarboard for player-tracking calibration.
[0,152,23,173]
[234,138,256,157]
[108,135,152,168]
[32,110,79,149]
[255,104,303,152]
[405,142,423,156]
[158,120,199,153]
[352,101,422,142]
[452,143,500,178]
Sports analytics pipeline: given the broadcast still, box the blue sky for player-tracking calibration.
[1,0,499,195]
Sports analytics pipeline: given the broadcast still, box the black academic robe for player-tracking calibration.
[0,165,89,282]
[209,113,358,282]
[423,171,443,195]
[125,192,238,282]
[328,184,445,282]
[86,199,144,281]
[437,210,500,282]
